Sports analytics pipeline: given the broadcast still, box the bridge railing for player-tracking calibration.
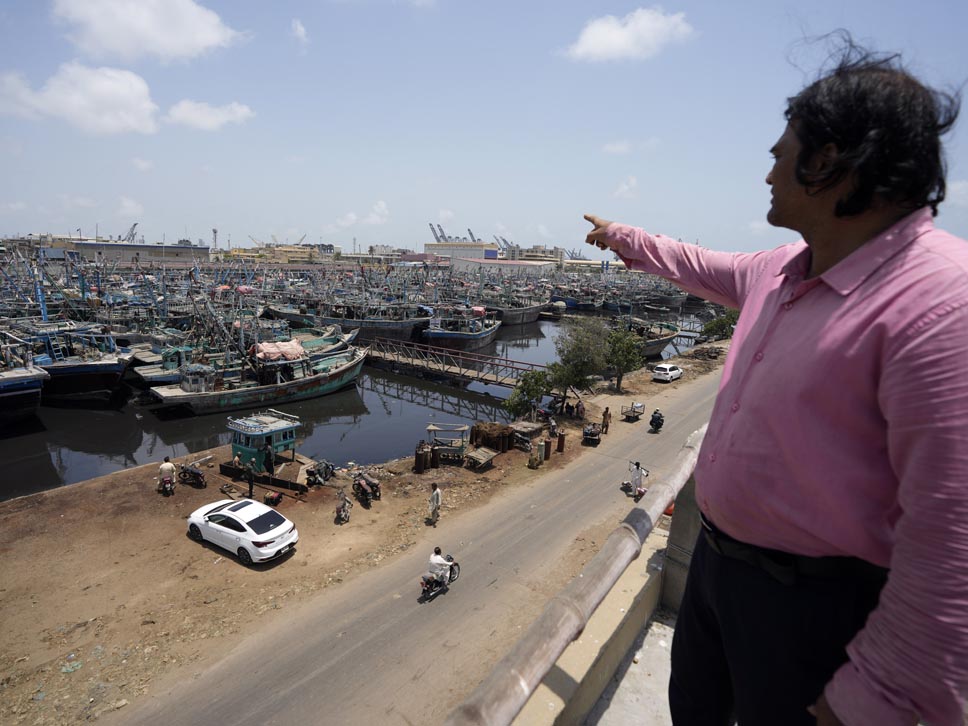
[368,337,546,387]
[444,425,707,726]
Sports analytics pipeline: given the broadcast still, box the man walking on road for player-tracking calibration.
[601,406,611,435]
[428,482,442,527]
[586,38,967,726]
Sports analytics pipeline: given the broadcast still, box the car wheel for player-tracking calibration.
[188,524,203,541]
[237,548,253,566]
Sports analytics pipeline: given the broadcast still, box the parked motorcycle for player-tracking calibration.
[335,488,352,524]
[306,459,335,487]
[352,471,381,507]
[419,555,461,602]
[178,463,207,488]
[159,476,175,497]
[512,431,532,452]
[649,412,665,434]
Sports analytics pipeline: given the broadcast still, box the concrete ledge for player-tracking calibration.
[513,528,668,726]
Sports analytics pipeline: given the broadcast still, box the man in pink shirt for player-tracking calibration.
[586,42,967,725]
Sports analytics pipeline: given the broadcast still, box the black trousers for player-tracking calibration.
[669,532,886,725]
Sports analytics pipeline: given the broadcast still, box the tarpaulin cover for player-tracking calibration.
[249,340,306,361]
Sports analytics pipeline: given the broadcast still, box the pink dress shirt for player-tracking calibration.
[604,208,968,725]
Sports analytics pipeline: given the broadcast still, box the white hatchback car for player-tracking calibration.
[652,363,683,382]
[187,499,298,566]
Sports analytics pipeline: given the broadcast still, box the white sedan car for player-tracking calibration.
[187,499,298,566]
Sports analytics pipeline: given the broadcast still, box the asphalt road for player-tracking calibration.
[124,372,721,725]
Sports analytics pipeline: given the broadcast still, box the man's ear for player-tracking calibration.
[811,142,840,174]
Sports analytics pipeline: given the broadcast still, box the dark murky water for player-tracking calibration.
[1,321,570,500]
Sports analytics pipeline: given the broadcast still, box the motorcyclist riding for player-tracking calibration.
[158,456,176,492]
[650,409,664,431]
[428,546,451,586]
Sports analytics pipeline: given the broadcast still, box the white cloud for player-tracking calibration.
[132,157,153,172]
[165,100,254,131]
[748,219,771,235]
[118,196,143,217]
[613,176,638,199]
[0,62,158,134]
[362,200,389,225]
[0,201,26,213]
[566,7,694,62]
[438,209,454,223]
[59,194,97,210]
[53,0,242,63]
[948,180,968,208]
[324,212,359,234]
[603,140,631,155]
[291,19,309,51]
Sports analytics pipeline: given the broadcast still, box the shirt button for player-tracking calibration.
[754,351,764,361]
[784,303,793,310]
[709,453,717,463]
[731,402,739,412]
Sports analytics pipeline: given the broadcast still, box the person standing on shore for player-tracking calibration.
[262,441,275,478]
[585,38,967,726]
[428,482,442,527]
[244,458,256,498]
[601,406,611,434]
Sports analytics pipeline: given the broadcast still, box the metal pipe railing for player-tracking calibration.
[445,424,707,726]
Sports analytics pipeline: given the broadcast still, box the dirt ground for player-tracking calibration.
[0,345,727,725]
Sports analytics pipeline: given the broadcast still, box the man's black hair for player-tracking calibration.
[785,32,960,217]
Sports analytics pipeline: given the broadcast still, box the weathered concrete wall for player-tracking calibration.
[661,475,700,612]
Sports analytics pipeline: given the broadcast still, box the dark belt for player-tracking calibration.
[700,512,888,587]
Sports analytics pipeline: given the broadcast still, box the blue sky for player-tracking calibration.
[1,1,965,258]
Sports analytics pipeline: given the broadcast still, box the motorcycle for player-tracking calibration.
[512,431,532,452]
[306,459,335,487]
[335,488,352,524]
[352,471,381,507]
[177,463,207,488]
[159,476,175,497]
[419,555,461,602]
[649,412,665,434]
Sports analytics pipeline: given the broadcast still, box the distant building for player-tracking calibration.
[224,244,321,265]
[505,244,566,267]
[425,241,500,261]
[1,233,210,263]
[449,257,556,275]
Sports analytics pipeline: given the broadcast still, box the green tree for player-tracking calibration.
[606,327,644,393]
[503,370,552,421]
[550,317,608,396]
[703,308,740,339]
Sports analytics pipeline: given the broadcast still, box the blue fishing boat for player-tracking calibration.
[0,330,50,427]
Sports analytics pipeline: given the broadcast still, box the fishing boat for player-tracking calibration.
[11,320,132,402]
[0,330,50,427]
[265,302,431,342]
[149,345,368,415]
[421,306,501,351]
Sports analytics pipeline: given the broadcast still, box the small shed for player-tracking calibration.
[228,409,301,473]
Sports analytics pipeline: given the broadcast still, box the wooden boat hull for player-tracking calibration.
[421,322,501,352]
[0,368,48,427]
[485,302,545,326]
[150,349,368,415]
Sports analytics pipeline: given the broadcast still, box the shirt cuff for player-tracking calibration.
[602,223,647,267]
[825,662,918,726]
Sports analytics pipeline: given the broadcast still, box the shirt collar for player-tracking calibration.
[778,208,935,295]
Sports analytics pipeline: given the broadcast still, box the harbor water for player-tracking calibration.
[1,321,570,501]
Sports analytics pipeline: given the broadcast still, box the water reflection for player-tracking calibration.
[0,322,546,500]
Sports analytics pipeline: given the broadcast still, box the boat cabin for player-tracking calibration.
[227,409,301,473]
